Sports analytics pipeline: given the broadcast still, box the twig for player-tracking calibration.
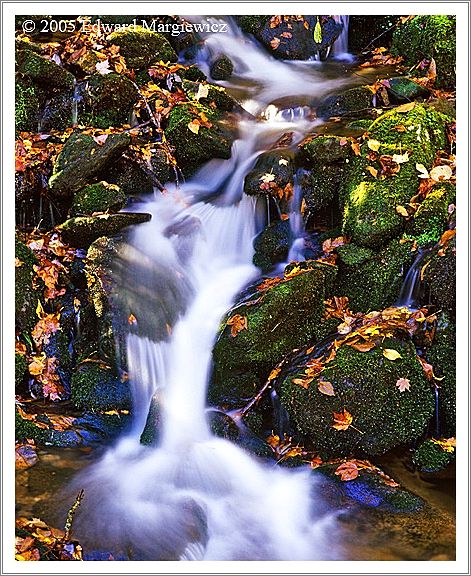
[63,489,84,541]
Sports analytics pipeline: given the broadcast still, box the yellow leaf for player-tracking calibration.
[268,367,281,381]
[226,314,248,337]
[35,300,44,319]
[367,139,381,151]
[383,348,402,361]
[395,102,416,113]
[188,120,200,134]
[395,205,409,217]
[366,166,378,178]
[313,18,323,44]
[15,257,24,267]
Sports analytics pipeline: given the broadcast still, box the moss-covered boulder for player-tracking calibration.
[15,75,44,132]
[71,362,131,412]
[391,16,456,89]
[165,103,234,175]
[16,49,75,90]
[181,79,236,112]
[413,439,455,473]
[385,77,430,104]
[15,408,46,443]
[408,183,455,246]
[48,131,131,198]
[244,150,294,206]
[15,237,38,332]
[209,262,336,409]
[210,54,234,80]
[316,87,374,120]
[342,104,448,249]
[422,236,455,316]
[279,338,434,458]
[253,219,293,272]
[80,73,138,129]
[108,26,177,69]
[56,212,151,248]
[15,353,27,388]
[237,16,269,36]
[335,239,413,312]
[70,181,126,216]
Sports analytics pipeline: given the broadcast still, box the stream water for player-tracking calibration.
[43,16,455,561]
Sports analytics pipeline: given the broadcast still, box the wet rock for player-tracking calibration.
[342,103,448,249]
[108,26,177,69]
[209,262,336,409]
[279,337,434,458]
[71,362,131,412]
[210,54,234,80]
[47,411,131,447]
[422,236,455,317]
[385,77,430,104]
[299,135,352,164]
[243,150,294,209]
[140,392,163,445]
[165,103,234,175]
[16,49,75,90]
[15,237,38,332]
[56,213,151,248]
[335,239,413,312]
[391,16,456,89]
[316,86,374,119]
[48,132,131,199]
[36,90,74,132]
[413,439,455,473]
[253,219,293,272]
[15,75,44,132]
[179,65,207,83]
[70,181,127,216]
[43,331,73,394]
[80,73,139,129]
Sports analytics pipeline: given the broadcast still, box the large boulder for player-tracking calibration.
[107,26,177,69]
[279,337,435,458]
[15,75,44,132]
[16,49,75,90]
[391,16,456,89]
[341,103,448,249]
[210,54,234,81]
[209,262,336,409]
[70,181,127,216]
[316,86,375,120]
[407,183,455,246]
[71,362,131,412]
[48,131,131,198]
[422,235,455,317]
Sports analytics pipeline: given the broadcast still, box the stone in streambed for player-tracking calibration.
[16,49,75,90]
[253,219,293,272]
[210,54,234,80]
[385,77,430,104]
[70,181,127,216]
[412,439,455,473]
[71,362,131,412]
[316,86,375,120]
[107,26,177,69]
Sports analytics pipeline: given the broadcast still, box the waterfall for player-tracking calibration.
[396,250,429,308]
[64,16,359,561]
[332,15,352,60]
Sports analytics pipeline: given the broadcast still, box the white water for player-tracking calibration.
[67,17,356,560]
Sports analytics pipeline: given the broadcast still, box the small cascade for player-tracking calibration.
[396,250,429,308]
[287,170,307,263]
[71,80,83,126]
[332,15,353,61]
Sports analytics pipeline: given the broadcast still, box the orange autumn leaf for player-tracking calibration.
[257,276,282,291]
[128,313,137,325]
[332,408,353,431]
[291,376,313,389]
[347,340,376,352]
[270,37,281,49]
[335,461,359,481]
[268,367,281,381]
[31,312,61,347]
[226,314,248,337]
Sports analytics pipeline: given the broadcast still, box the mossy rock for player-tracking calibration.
[317,87,374,120]
[15,237,38,332]
[335,239,413,312]
[385,77,430,104]
[80,73,138,129]
[210,54,234,80]
[391,16,456,89]
[426,314,455,435]
[165,102,233,175]
[300,165,345,215]
[16,49,75,89]
[71,362,131,412]
[15,75,44,132]
[253,219,293,272]
[15,353,27,388]
[180,65,207,82]
[182,79,236,111]
[408,183,455,246]
[413,439,455,473]
[422,236,455,316]
[347,119,373,131]
[70,181,127,216]
[244,150,294,201]
[299,135,352,165]
[237,16,269,36]
[209,262,336,409]
[279,338,434,458]
[342,104,448,249]
[48,131,131,198]
[108,26,177,69]
[56,212,151,248]
[15,409,46,443]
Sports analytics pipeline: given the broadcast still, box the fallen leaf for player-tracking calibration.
[366,166,378,178]
[332,408,353,431]
[416,163,429,178]
[348,340,376,352]
[187,119,200,134]
[95,59,112,75]
[291,376,313,389]
[430,164,453,182]
[313,18,323,44]
[367,139,381,151]
[431,437,455,453]
[268,367,281,381]
[15,257,24,267]
[128,313,137,325]
[226,314,248,337]
[270,37,281,50]
[395,102,416,112]
[396,205,409,217]
[335,461,359,481]
[396,377,411,392]
[318,380,335,396]
[93,134,108,146]
[195,83,209,101]
[260,172,275,184]
[350,141,361,155]
[278,158,289,166]
[392,152,410,164]
[383,348,402,361]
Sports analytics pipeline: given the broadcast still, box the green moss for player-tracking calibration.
[346,119,372,131]
[237,16,269,35]
[253,219,292,272]
[182,79,236,111]
[16,49,75,89]
[392,16,456,89]
[423,237,455,316]
[413,439,454,472]
[70,181,126,216]
[15,354,27,388]
[165,102,232,174]
[108,26,177,69]
[317,86,374,119]
[209,263,336,408]
[210,55,234,80]
[15,237,38,332]
[71,363,130,412]
[342,104,448,248]
[301,165,344,214]
[180,65,207,82]
[280,338,434,458]
[15,409,46,443]
[409,183,455,245]
[300,135,352,164]
[15,75,43,132]
[336,238,413,312]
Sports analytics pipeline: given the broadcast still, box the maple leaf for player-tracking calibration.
[32,312,61,347]
[318,379,335,396]
[278,158,289,166]
[396,377,411,392]
[28,353,47,376]
[226,314,248,337]
[392,152,410,164]
[309,455,323,468]
[383,348,402,361]
[332,408,353,431]
[95,59,112,75]
[195,83,209,101]
[322,236,347,254]
[335,461,359,481]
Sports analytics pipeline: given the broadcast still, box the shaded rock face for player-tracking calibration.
[16,49,75,90]
[316,86,374,120]
[71,362,131,412]
[385,77,430,104]
[70,181,127,216]
[253,219,292,272]
[279,338,434,458]
[348,16,399,53]
[422,236,455,318]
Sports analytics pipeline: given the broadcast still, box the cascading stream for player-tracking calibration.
[66,16,356,561]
